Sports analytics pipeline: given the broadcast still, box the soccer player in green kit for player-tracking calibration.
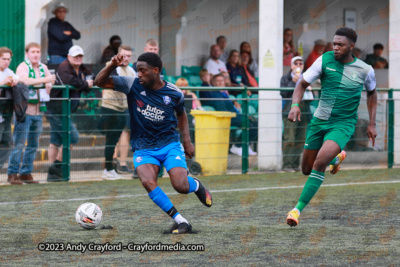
[286,27,377,227]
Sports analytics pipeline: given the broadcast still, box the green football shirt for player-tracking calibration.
[303,51,376,123]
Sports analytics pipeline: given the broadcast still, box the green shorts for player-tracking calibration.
[304,117,356,150]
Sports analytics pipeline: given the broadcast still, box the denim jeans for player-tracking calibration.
[7,115,43,174]
[48,55,67,65]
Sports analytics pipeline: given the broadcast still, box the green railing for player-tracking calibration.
[0,85,397,180]
[60,85,71,180]
[388,89,394,168]
[182,86,397,174]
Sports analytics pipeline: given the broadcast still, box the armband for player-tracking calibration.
[291,103,299,108]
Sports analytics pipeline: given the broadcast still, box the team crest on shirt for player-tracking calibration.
[135,157,142,163]
[163,96,171,105]
[136,100,145,108]
[351,73,358,80]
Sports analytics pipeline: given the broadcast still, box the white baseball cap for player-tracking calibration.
[291,56,303,65]
[68,45,84,57]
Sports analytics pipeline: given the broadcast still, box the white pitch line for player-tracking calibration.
[0,180,399,206]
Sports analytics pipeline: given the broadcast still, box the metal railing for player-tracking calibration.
[183,86,397,173]
[0,85,397,181]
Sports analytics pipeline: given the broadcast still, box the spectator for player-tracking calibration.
[203,44,227,76]
[132,39,165,77]
[175,77,201,142]
[239,41,258,78]
[110,45,136,176]
[216,35,229,63]
[305,39,326,70]
[199,74,257,156]
[100,45,136,179]
[8,42,56,184]
[46,45,93,182]
[221,71,233,87]
[283,28,297,66]
[220,71,242,110]
[175,77,202,110]
[280,56,311,171]
[101,35,122,63]
[353,47,362,59]
[240,51,258,89]
[365,43,388,69]
[199,69,211,86]
[47,2,81,64]
[0,47,28,184]
[226,50,245,87]
[324,42,333,53]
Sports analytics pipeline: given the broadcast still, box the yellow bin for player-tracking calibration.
[191,110,236,175]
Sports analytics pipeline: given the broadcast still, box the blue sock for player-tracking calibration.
[187,176,198,193]
[148,186,174,214]
[149,186,188,223]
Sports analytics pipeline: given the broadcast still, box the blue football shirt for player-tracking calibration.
[112,76,185,151]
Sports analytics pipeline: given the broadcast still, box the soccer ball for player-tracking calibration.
[75,203,102,229]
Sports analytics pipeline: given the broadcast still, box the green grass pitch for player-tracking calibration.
[0,168,399,266]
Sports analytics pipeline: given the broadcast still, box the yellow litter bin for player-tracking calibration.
[191,110,236,176]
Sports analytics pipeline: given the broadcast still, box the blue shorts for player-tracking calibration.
[133,142,187,172]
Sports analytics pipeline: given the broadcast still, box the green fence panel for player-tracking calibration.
[0,0,25,71]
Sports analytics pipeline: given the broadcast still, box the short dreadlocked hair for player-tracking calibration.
[335,27,357,43]
[137,52,162,71]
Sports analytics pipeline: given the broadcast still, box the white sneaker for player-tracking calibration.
[230,145,242,156]
[102,169,122,180]
[248,147,257,156]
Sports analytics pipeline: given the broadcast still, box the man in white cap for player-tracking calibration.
[280,56,312,171]
[46,45,93,182]
[47,2,81,64]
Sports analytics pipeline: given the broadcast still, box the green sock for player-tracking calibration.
[295,170,325,212]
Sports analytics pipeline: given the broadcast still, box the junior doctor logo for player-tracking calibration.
[163,96,171,105]
[137,104,165,121]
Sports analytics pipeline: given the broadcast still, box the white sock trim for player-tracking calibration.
[174,214,188,224]
[293,208,300,215]
[195,180,199,192]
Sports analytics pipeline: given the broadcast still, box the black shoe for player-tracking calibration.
[172,222,192,234]
[117,165,134,174]
[132,170,139,179]
[47,163,63,182]
[193,177,212,207]
[168,222,179,232]
[47,173,64,182]
[49,163,62,176]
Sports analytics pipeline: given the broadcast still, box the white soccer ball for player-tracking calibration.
[75,202,102,229]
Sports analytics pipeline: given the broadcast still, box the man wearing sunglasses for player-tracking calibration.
[280,56,313,171]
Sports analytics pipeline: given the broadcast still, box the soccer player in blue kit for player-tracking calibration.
[95,52,212,234]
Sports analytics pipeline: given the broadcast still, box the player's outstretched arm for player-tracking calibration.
[177,110,194,159]
[288,78,310,122]
[94,54,124,89]
[366,89,377,146]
